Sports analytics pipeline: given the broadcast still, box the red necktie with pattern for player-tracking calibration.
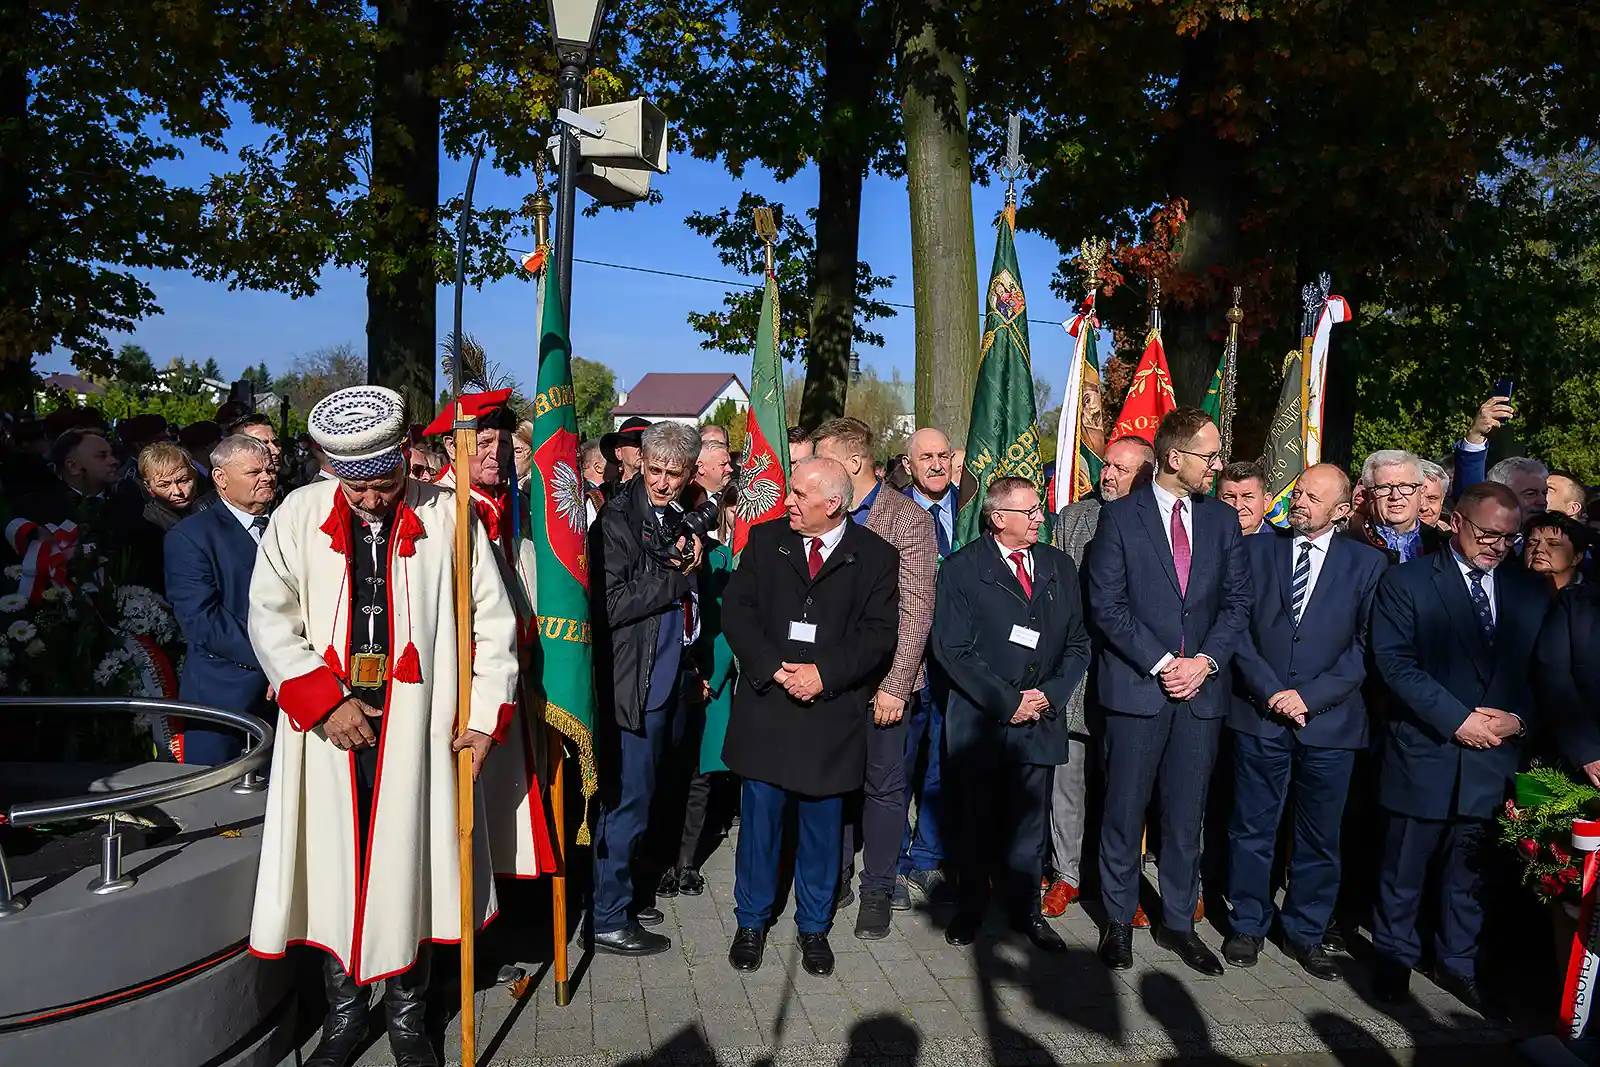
[1170,499,1191,597]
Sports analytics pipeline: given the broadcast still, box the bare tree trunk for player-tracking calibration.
[367,0,446,417]
[799,13,887,431]
[900,18,979,446]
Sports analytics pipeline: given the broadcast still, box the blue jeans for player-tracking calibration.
[898,686,946,875]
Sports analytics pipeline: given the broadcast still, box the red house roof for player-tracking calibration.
[612,372,746,417]
[40,372,106,395]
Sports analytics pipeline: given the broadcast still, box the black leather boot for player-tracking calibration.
[304,953,371,1067]
[383,947,440,1067]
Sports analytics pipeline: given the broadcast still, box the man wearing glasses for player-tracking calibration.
[1347,450,1449,565]
[1368,481,1545,1015]
[1086,408,1251,976]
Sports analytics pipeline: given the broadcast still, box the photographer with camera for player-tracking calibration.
[588,421,707,957]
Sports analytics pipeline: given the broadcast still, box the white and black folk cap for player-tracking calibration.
[308,386,408,479]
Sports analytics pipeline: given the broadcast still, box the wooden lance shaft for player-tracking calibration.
[453,406,478,1067]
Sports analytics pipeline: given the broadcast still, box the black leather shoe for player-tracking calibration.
[593,921,672,957]
[799,932,835,977]
[728,926,765,972]
[383,947,439,1067]
[946,911,980,946]
[678,867,705,895]
[304,953,372,1067]
[1373,961,1411,1005]
[1018,916,1066,953]
[1289,941,1340,982]
[1154,927,1224,977]
[1222,933,1263,968]
[656,867,680,897]
[1099,922,1134,970]
[855,888,892,940]
[1431,967,1491,1017]
[836,879,855,910]
[635,906,665,927]
[1321,919,1348,954]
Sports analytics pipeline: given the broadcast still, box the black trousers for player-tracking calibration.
[841,714,910,896]
[950,754,1051,922]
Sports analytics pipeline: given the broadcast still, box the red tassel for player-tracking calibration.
[319,498,350,554]
[393,504,425,557]
[392,642,422,683]
[323,645,343,676]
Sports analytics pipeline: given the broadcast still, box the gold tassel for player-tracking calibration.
[575,796,592,846]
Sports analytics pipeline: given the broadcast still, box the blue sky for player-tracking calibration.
[41,136,1086,409]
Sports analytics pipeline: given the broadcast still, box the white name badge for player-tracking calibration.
[1009,625,1041,649]
[788,621,818,643]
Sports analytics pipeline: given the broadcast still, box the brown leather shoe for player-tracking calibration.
[1041,879,1079,918]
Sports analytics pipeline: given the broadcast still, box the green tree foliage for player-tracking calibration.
[0,1,234,394]
[271,344,367,417]
[241,361,274,389]
[115,345,159,389]
[572,357,619,443]
[684,192,896,362]
[700,397,746,452]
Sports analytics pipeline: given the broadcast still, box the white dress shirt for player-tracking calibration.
[806,517,850,564]
[993,536,1034,581]
[221,497,269,544]
[1291,525,1339,611]
[1149,479,1193,553]
[1452,548,1498,624]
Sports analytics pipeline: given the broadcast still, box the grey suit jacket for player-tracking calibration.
[1053,498,1102,734]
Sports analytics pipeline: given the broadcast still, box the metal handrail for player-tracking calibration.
[0,697,275,913]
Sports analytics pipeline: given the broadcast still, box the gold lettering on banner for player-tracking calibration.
[537,615,592,645]
[536,384,575,416]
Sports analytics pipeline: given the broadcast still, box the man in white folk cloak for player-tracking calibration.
[247,385,544,1067]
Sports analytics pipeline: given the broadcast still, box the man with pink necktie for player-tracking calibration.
[1086,408,1252,976]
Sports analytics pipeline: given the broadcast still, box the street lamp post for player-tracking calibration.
[547,0,607,324]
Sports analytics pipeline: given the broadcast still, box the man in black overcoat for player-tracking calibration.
[934,477,1091,952]
[720,456,899,978]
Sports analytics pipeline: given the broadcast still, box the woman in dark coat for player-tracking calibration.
[1533,578,1600,786]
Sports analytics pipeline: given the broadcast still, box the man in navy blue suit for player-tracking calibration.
[1087,407,1251,976]
[1221,464,1386,979]
[165,435,278,764]
[1370,480,1545,1013]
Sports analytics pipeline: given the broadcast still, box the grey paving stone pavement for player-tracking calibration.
[293,825,1514,1066]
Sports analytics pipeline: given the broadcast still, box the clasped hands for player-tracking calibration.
[1455,706,1521,750]
[322,696,495,778]
[774,662,824,703]
[1010,689,1049,725]
[1267,689,1310,727]
[1159,655,1211,702]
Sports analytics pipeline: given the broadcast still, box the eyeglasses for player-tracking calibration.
[1177,448,1223,466]
[994,505,1046,519]
[1457,512,1518,547]
[1369,482,1422,498]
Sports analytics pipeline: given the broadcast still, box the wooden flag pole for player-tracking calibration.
[548,727,571,1005]
[453,406,479,1067]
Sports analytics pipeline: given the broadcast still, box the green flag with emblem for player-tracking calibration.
[526,251,597,840]
[955,203,1050,548]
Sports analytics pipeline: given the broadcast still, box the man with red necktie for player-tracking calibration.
[1086,407,1252,976]
[932,476,1091,951]
[719,457,900,978]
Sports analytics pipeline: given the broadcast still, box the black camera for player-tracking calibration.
[643,496,718,567]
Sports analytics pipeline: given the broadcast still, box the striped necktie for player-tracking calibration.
[1290,541,1314,624]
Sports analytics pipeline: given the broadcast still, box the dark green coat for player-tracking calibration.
[696,541,736,773]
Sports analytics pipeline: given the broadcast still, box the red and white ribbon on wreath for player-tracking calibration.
[5,518,80,603]
[1560,818,1600,1039]
[126,634,184,763]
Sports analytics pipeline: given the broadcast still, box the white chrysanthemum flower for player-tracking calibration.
[93,650,131,687]
[24,639,45,657]
[0,593,27,614]
[7,620,37,642]
[3,565,20,581]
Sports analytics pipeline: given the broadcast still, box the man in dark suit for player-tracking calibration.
[165,435,278,764]
[1086,407,1251,975]
[1370,480,1544,1012]
[720,457,899,977]
[935,477,1090,951]
[1221,464,1386,979]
